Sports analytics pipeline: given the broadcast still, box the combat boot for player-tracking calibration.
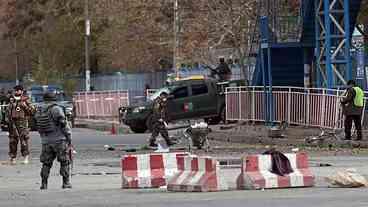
[62,177,72,189]
[9,158,16,165]
[40,179,48,190]
[148,137,157,147]
[164,138,174,146]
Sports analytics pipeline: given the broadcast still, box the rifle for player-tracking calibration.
[68,144,77,181]
[202,64,219,79]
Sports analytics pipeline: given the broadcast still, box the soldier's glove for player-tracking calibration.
[158,118,164,122]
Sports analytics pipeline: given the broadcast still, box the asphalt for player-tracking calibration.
[1,128,368,207]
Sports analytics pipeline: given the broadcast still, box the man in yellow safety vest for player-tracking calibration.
[341,80,364,141]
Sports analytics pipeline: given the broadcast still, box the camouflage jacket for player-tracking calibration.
[6,95,36,121]
[152,97,168,121]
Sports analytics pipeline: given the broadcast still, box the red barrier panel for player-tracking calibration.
[73,90,129,119]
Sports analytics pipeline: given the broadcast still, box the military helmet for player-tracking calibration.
[43,92,57,101]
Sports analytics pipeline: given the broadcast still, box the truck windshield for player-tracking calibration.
[149,87,171,101]
[31,93,66,103]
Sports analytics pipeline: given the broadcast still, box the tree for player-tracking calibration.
[357,0,368,52]
[95,0,174,72]
[0,0,108,84]
[193,0,259,79]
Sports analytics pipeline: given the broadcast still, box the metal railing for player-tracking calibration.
[73,90,129,119]
[225,86,368,129]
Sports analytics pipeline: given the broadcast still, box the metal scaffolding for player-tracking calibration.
[315,0,352,88]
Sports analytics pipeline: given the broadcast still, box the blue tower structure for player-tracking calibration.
[315,0,362,88]
[251,0,363,89]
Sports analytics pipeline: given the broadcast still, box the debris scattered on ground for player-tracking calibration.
[104,145,115,151]
[125,148,137,152]
[292,148,299,152]
[268,126,285,138]
[220,126,235,130]
[72,172,120,176]
[316,163,332,167]
[326,168,368,188]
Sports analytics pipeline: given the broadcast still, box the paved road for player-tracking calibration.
[0,128,149,161]
[0,128,148,147]
[0,128,368,207]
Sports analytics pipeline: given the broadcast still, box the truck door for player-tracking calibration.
[167,86,189,120]
[189,82,216,117]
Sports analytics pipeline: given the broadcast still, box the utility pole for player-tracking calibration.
[14,38,19,85]
[85,0,91,91]
[173,0,179,79]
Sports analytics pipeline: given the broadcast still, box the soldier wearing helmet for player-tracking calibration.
[148,92,173,148]
[34,92,73,190]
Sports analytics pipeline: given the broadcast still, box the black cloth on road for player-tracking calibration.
[263,149,294,176]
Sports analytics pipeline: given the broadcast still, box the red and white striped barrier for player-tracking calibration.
[237,152,315,190]
[121,152,188,188]
[167,156,228,192]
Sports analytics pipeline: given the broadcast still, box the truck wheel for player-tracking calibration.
[220,107,227,124]
[130,124,147,133]
[1,125,7,132]
[145,115,154,132]
[205,117,221,125]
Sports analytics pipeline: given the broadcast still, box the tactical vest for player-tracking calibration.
[9,95,33,119]
[34,104,62,134]
[10,101,26,119]
[353,87,364,107]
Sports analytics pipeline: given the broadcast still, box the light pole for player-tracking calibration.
[85,0,91,91]
[173,0,179,79]
[14,38,19,85]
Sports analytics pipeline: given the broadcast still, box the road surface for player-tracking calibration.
[0,128,367,207]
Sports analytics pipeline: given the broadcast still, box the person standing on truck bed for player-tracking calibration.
[6,85,36,165]
[215,56,232,81]
[340,80,364,141]
[148,92,173,147]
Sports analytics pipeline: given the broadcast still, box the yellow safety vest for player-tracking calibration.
[353,87,364,107]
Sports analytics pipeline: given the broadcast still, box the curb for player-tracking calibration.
[75,119,132,134]
[210,130,368,148]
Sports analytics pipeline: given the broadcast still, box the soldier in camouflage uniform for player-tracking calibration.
[149,92,173,147]
[34,92,72,190]
[6,85,35,165]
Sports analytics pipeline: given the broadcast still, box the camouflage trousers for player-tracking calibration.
[150,120,170,143]
[40,142,70,180]
[8,120,30,158]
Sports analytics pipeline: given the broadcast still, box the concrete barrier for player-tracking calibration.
[167,155,228,192]
[237,152,315,189]
[121,152,188,188]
